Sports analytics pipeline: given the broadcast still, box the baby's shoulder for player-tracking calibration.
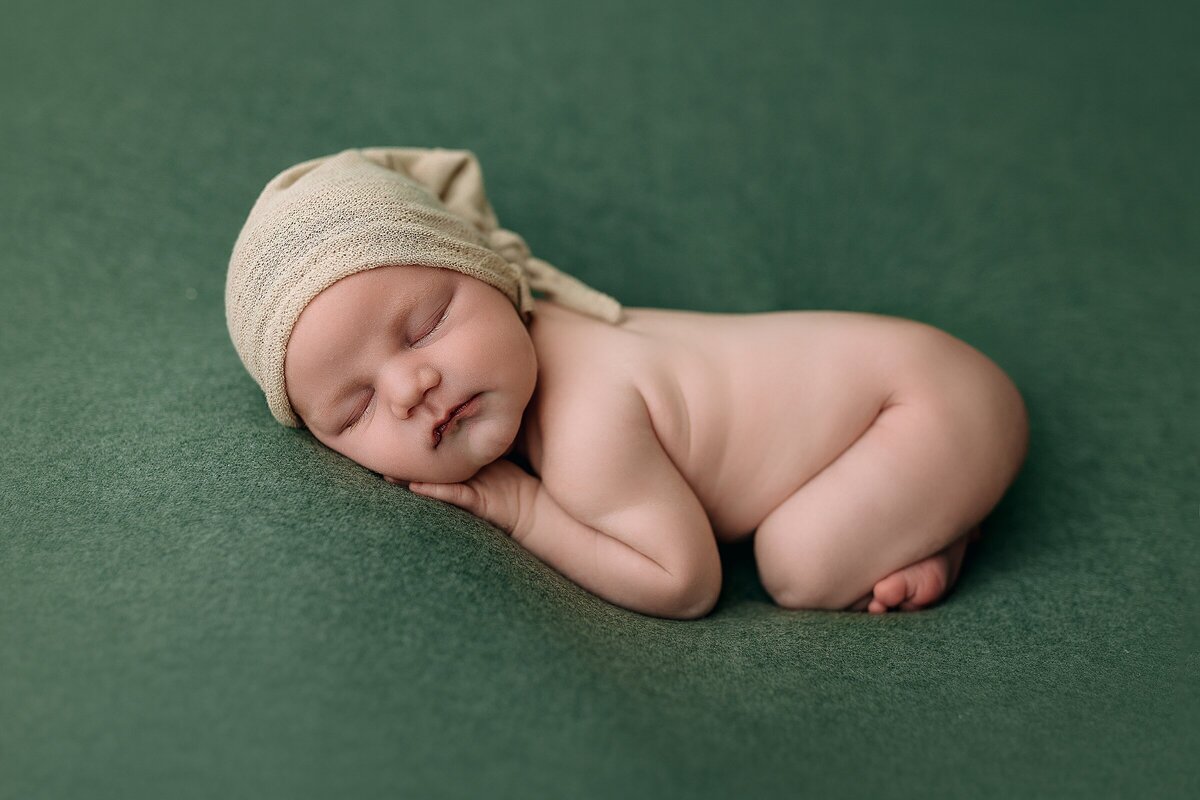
[521,353,659,483]
[525,368,696,524]
[531,353,647,441]
[521,299,672,471]
[527,302,656,421]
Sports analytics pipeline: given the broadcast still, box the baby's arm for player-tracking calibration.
[409,383,722,620]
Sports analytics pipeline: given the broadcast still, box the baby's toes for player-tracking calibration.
[867,597,891,614]
[870,572,910,611]
[903,556,951,608]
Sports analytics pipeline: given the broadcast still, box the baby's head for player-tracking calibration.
[283,262,537,484]
[225,146,622,483]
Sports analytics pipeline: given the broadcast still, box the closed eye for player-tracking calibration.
[414,308,448,345]
[343,391,372,432]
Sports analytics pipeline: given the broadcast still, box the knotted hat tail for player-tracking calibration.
[367,148,623,322]
[225,146,623,428]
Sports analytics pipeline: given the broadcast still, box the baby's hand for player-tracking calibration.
[390,459,540,539]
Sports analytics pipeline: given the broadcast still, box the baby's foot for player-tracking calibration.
[857,525,980,614]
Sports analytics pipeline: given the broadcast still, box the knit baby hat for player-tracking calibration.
[225,146,624,428]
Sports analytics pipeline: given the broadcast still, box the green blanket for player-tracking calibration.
[2,1,1195,797]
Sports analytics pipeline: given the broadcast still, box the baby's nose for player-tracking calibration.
[387,363,441,419]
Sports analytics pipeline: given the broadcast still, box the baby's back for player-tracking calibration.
[521,300,951,542]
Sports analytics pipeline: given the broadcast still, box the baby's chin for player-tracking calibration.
[382,425,518,485]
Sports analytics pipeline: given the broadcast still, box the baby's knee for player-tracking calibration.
[755,537,862,611]
[764,576,857,611]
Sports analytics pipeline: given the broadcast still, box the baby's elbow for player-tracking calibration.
[671,592,718,620]
[664,568,722,620]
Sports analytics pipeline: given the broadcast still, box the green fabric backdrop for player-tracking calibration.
[2,1,1195,797]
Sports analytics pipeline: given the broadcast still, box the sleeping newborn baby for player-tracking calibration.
[226,147,1029,620]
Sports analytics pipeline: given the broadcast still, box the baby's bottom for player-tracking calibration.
[753,365,1026,613]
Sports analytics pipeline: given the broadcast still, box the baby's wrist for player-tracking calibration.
[510,473,543,543]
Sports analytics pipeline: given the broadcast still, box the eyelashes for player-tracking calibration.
[344,392,371,432]
[414,308,448,345]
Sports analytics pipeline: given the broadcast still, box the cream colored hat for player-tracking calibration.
[225,146,623,428]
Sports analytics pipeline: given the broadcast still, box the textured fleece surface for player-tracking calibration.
[1,1,1196,797]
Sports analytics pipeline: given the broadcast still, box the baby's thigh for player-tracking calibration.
[754,374,1024,610]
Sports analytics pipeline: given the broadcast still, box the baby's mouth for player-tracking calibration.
[432,394,481,448]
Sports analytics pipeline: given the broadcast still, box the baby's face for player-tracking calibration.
[283,264,537,484]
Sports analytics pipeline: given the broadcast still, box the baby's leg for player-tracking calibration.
[754,372,1025,611]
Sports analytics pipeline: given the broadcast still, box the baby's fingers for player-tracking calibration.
[408,481,481,514]
[386,465,527,536]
